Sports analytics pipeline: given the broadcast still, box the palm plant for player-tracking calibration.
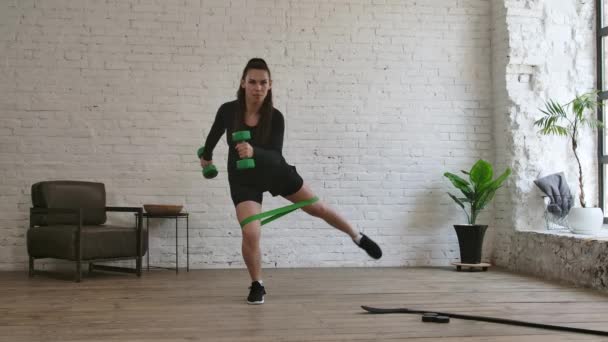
[534,92,604,208]
[444,159,511,225]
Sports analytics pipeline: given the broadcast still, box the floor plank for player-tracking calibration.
[0,267,607,341]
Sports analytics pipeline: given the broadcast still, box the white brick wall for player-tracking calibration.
[1,0,494,270]
[491,0,598,265]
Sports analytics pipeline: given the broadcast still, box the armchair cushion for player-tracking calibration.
[27,225,147,260]
[31,181,107,225]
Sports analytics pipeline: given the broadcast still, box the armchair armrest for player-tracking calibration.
[105,206,144,257]
[106,206,143,213]
[104,206,143,232]
[29,208,84,259]
[30,207,80,215]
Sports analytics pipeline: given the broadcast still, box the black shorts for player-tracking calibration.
[229,165,304,206]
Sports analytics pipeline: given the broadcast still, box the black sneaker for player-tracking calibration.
[247,281,266,305]
[356,234,382,259]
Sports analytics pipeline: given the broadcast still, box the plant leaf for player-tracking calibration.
[444,172,474,199]
[536,92,603,137]
[586,118,604,129]
[475,188,497,211]
[469,159,493,189]
[477,167,512,196]
[539,125,568,136]
[447,192,465,210]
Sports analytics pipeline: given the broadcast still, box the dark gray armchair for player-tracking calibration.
[28,180,146,282]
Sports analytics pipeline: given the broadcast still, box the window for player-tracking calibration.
[597,0,608,220]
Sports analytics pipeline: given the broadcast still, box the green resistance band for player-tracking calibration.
[240,196,319,228]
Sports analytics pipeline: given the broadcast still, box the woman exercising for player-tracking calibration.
[200,58,382,305]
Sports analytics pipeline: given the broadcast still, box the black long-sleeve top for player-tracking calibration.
[202,100,288,180]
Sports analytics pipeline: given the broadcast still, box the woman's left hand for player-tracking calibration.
[235,142,254,158]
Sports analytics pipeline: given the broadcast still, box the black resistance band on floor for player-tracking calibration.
[361,306,608,337]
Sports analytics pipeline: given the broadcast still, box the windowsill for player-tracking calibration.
[526,224,608,240]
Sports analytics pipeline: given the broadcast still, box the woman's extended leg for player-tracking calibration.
[283,183,358,239]
[283,183,382,259]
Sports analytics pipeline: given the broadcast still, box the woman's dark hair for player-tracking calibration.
[234,58,273,145]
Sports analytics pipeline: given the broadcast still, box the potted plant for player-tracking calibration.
[534,92,604,234]
[444,159,511,264]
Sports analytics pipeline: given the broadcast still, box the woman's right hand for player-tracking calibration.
[200,158,213,168]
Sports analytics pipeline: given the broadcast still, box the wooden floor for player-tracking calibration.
[1,267,608,341]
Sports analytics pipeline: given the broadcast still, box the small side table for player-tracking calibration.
[137,212,189,273]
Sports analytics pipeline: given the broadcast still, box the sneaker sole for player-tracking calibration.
[247,298,264,305]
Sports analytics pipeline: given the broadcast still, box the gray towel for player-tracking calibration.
[533,172,574,218]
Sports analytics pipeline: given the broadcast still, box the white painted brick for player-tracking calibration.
[0,0,505,270]
[490,0,599,275]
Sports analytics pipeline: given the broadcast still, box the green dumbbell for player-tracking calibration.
[196,146,218,179]
[232,130,256,170]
